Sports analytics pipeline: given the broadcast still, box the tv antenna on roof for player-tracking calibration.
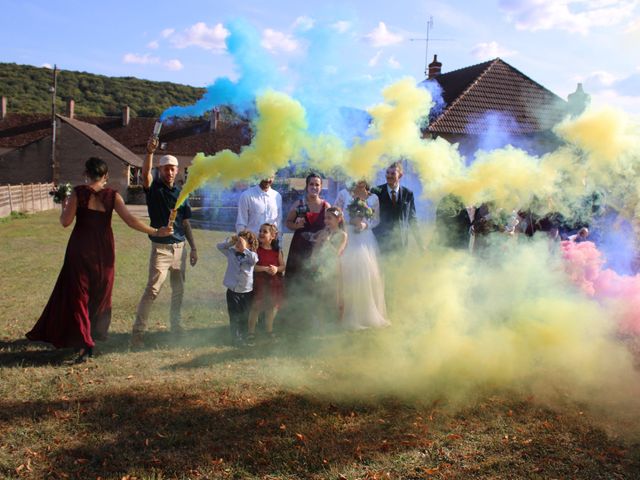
[410,16,453,78]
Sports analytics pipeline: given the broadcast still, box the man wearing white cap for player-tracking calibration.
[131,136,198,347]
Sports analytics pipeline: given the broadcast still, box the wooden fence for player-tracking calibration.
[0,183,56,218]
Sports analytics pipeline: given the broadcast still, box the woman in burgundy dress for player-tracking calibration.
[26,157,172,362]
[281,173,330,330]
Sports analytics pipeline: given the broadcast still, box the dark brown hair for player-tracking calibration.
[85,157,108,181]
[259,223,280,251]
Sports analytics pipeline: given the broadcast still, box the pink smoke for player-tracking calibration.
[561,241,640,335]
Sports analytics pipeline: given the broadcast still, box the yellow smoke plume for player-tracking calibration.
[176,90,309,207]
[276,239,640,422]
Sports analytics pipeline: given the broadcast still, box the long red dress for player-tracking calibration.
[26,185,116,348]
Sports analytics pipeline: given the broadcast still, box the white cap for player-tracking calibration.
[159,155,179,167]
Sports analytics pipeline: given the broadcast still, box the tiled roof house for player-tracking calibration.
[422,56,584,157]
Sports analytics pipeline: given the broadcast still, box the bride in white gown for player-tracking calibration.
[334,181,390,330]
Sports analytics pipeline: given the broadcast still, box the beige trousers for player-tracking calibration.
[133,242,187,333]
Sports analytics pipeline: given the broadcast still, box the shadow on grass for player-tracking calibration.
[165,332,329,370]
[2,388,639,479]
[0,326,326,368]
[0,390,413,478]
[0,326,232,368]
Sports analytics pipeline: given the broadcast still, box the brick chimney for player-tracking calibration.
[210,106,220,132]
[66,98,75,119]
[428,54,442,79]
[1,96,7,120]
[122,105,130,126]
[567,83,590,117]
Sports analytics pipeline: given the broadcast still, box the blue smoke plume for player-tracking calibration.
[160,19,283,120]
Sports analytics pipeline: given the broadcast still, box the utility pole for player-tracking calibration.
[50,64,58,183]
[410,17,452,78]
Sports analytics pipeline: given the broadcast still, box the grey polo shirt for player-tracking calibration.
[216,242,259,293]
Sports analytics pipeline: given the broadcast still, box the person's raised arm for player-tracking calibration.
[60,190,78,227]
[142,136,159,189]
[113,193,172,236]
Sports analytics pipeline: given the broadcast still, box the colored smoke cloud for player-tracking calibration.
[274,239,640,424]
[561,240,640,335]
[160,15,640,421]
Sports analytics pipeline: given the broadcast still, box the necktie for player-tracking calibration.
[391,190,397,206]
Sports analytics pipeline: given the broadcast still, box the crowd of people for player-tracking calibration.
[28,133,632,360]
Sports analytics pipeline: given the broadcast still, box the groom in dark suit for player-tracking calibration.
[372,161,422,254]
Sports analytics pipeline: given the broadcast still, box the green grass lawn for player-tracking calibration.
[1,210,639,479]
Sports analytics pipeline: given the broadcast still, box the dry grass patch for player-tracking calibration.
[1,211,639,479]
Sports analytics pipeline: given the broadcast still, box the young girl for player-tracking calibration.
[313,207,348,323]
[216,230,259,346]
[248,223,285,341]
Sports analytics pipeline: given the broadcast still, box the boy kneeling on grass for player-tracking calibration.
[217,231,259,346]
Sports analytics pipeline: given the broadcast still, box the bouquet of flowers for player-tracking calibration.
[347,197,373,220]
[49,183,72,204]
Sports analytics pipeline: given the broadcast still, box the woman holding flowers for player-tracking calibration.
[334,180,389,330]
[27,157,172,362]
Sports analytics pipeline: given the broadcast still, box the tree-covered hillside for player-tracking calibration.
[0,63,205,117]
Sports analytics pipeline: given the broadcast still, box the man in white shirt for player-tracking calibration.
[235,177,282,237]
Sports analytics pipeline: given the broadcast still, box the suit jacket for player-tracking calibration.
[371,183,417,251]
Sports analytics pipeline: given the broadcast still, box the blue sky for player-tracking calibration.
[2,0,639,115]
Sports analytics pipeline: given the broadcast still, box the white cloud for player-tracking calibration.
[499,0,638,34]
[164,59,184,71]
[161,28,175,38]
[332,20,352,33]
[388,56,401,69]
[365,22,403,47]
[568,69,640,116]
[293,15,315,31]
[576,70,620,88]
[147,40,159,50]
[625,17,640,33]
[41,63,52,69]
[170,22,229,51]
[261,28,298,53]
[471,41,517,60]
[368,50,382,67]
[590,89,640,117]
[123,53,183,71]
[123,53,159,65]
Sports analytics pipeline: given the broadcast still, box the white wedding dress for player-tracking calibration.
[334,189,390,330]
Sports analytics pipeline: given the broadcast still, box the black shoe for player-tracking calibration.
[74,347,93,364]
